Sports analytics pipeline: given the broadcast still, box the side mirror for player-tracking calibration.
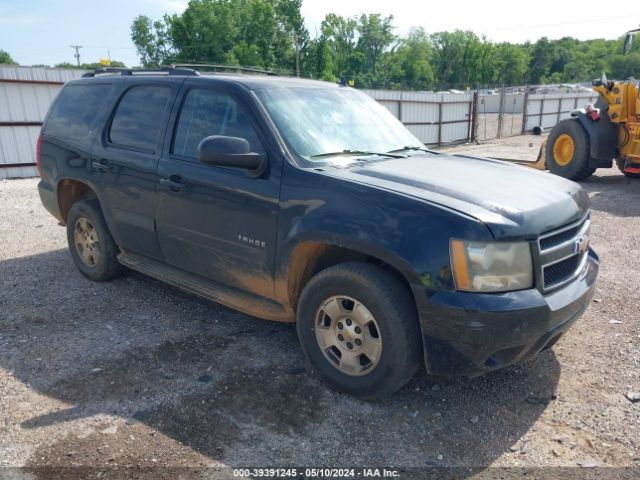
[197,135,266,173]
[624,32,634,55]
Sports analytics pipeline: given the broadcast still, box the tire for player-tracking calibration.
[545,118,595,181]
[66,199,122,281]
[616,158,640,178]
[296,262,422,400]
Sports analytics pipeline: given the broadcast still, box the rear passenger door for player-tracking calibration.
[154,80,282,299]
[91,78,181,260]
[40,81,113,208]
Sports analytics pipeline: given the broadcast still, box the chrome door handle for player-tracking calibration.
[159,176,185,191]
[91,160,112,172]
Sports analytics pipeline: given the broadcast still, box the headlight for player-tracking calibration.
[450,239,533,292]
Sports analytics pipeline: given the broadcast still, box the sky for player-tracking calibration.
[1,0,640,68]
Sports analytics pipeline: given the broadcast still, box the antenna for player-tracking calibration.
[70,45,83,67]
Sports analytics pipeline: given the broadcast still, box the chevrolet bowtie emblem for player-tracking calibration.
[573,234,589,255]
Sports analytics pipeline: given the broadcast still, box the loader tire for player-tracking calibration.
[546,118,595,181]
[616,158,640,178]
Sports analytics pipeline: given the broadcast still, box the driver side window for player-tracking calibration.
[172,88,264,159]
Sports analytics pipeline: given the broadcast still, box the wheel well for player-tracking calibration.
[57,179,98,224]
[287,242,415,310]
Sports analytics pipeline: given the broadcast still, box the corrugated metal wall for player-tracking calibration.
[478,94,525,114]
[0,83,60,122]
[0,126,42,178]
[524,93,598,131]
[0,65,86,83]
[362,89,474,145]
[0,66,86,179]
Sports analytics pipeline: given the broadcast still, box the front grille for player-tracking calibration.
[539,225,581,250]
[543,255,581,288]
[537,213,590,292]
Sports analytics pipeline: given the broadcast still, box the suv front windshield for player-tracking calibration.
[255,86,424,166]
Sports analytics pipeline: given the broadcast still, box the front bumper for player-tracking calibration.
[414,248,598,377]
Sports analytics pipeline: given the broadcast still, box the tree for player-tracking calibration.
[311,13,396,87]
[610,52,640,79]
[431,30,486,88]
[493,43,528,85]
[130,3,640,90]
[236,0,279,67]
[131,15,173,67]
[356,14,395,74]
[318,13,357,79]
[386,28,434,90]
[527,37,554,84]
[0,49,16,65]
[274,0,309,74]
[133,0,310,73]
[55,60,127,69]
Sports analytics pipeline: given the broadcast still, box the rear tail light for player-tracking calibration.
[36,133,42,176]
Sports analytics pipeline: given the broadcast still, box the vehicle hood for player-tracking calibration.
[330,153,590,239]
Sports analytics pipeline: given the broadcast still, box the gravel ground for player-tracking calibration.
[1,138,639,478]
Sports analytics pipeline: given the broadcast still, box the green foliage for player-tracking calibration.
[356,14,395,73]
[131,15,173,67]
[398,29,435,89]
[137,0,304,73]
[54,60,127,69]
[493,43,528,85]
[0,49,17,65]
[130,3,640,90]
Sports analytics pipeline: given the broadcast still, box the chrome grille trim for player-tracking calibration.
[536,212,590,292]
[538,213,590,251]
[542,249,589,291]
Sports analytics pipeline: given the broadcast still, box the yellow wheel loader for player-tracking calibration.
[536,28,640,180]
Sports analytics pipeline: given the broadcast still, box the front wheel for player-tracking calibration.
[296,263,422,400]
[546,118,595,181]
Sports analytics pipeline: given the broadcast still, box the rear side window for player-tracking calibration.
[109,85,172,152]
[44,84,111,140]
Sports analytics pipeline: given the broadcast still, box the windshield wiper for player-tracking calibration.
[310,149,406,159]
[387,145,434,154]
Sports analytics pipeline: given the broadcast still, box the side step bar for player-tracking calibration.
[117,252,294,322]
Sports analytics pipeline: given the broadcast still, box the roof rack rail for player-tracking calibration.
[81,66,200,78]
[171,63,280,76]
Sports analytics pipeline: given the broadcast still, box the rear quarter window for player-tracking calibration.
[44,83,111,140]
[108,85,172,152]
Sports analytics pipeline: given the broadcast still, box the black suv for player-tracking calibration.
[37,67,598,399]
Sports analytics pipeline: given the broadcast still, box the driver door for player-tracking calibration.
[154,82,281,299]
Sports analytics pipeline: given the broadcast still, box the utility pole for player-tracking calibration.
[70,45,83,67]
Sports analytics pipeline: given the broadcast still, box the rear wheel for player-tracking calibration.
[546,118,595,181]
[296,262,422,400]
[66,199,122,281]
[616,158,640,178]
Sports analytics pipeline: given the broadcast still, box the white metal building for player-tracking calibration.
[361,89,474,145]
[0,66,86,179]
